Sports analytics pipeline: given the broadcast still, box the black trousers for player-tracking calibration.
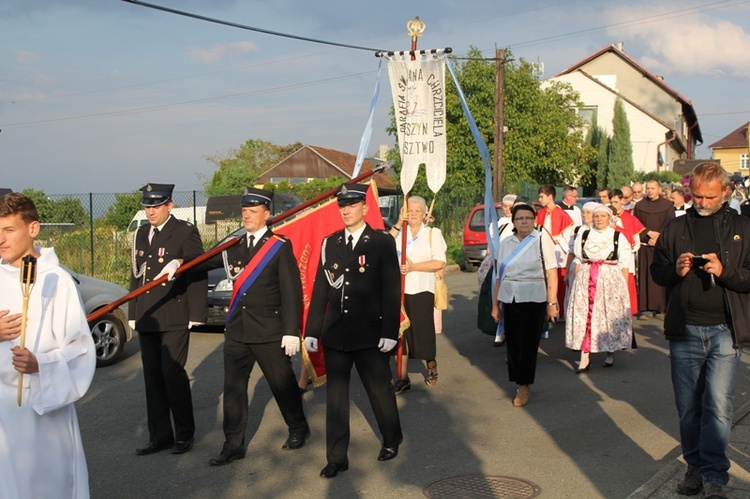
[221,338,308,452]
[138,329,194,443]
[503,301,546,386]
[324,346,402,466]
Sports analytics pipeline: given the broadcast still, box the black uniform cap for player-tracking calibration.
[242,187,273,208]
[141,183,174,207]
[336,183,368,206]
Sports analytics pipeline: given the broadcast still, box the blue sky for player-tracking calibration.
[2,0,749,194]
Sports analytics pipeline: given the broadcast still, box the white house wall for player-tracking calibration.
[545,72,670,174]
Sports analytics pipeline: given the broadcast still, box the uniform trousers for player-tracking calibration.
[324,346,402,466]
[221,338,308,452]
[138,329,194,443]
[503,300,546,386]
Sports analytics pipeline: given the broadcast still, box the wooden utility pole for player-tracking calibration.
[493,48,505,200]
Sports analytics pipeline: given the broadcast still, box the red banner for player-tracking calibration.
[274,182,384,386]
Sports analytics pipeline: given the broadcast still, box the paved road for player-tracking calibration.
[77,269,750,498]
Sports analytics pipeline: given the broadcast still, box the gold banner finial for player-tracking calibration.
[406,17,426,38]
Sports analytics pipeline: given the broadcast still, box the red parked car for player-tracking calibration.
[462,203,502,272]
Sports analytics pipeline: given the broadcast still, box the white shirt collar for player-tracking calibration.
[345,224,367,248]
[247,226,268,247]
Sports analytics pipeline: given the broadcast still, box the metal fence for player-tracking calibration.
[36,191,229,288]
[36,183,549,286]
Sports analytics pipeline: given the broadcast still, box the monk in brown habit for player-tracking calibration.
[633,180,674,318]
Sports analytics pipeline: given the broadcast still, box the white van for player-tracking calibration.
[128,206,206,232]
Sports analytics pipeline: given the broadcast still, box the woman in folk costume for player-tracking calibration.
[565,204,633,373]
[391,196,447,392]
[491,203,559,407]
[563,201,598,314]
[610,189,645,320]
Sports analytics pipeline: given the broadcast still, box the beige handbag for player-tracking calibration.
[429,229,448,310]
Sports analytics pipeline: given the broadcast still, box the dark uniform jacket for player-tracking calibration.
[217,231,302,343]
[129,216,207,332]
[306,224,400,351]
[651,204,750,347]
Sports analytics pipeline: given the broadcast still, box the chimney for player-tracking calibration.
[616,42,624,52]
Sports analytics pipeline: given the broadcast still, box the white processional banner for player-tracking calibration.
[387,53,446,194]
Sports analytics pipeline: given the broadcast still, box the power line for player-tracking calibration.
[491,0,750,51]
[122,0,389,53]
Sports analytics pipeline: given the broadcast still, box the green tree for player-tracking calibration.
[204,139,303,197]
[607,96,635,189]
[265,177,344,202]
[52,197,88,227]
[504,56,594,185]
[98,191,142,230]
[596,134,610,190]
[21,189,87,227]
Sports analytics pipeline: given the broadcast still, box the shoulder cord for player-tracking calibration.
[222,250,240,282]
[321,237,344,289]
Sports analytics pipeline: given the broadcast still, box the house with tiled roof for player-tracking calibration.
[545,43,702,174]
[255,144,396,192]
[707,122,749,174]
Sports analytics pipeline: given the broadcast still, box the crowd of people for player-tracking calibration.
[2,163,749,498]
[478,165,750,498]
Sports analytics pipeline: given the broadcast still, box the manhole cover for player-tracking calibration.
[423,475,541,499]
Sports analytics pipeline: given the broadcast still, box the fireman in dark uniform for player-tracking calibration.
[129,183,207,456]
[305,183,402,479]
[198,187,309,467]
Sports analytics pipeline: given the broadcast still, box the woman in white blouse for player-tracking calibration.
[391,197,447,393]
[565,204,633,372]
[491,204,559,408]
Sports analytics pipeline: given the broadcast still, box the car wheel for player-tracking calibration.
[89,313,126,367]
[464,259,477,272]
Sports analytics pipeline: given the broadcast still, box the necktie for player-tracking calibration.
[248,234,255,248]
[149,227,159,245]
[347,235,353,256]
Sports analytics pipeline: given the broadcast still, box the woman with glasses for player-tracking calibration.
[565,204,633,372]
[491,204,558,407]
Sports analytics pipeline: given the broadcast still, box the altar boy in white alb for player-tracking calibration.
[0,192,96,499]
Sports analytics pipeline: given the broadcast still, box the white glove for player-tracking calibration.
[155,259,180,281]
[378,338,398,353]
[188,321,203,330]
[304,337,318,353]
[281,335,300,356]
[128,320,136,331]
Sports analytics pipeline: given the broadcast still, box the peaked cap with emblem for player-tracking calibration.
[140,183,174,206]
[336,183,368,206]
[241,187,273,208]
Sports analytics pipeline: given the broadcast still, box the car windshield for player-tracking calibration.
[469,206,502,232]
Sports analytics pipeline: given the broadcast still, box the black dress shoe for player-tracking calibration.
[209,449,245,466]
[282,427,310,450]
[136,440,173,456]
[171,438,194,454]
[377,435,403,461]
[320,463,348,478]
[392,378,411,394]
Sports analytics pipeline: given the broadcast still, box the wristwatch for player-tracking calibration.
[547,302,558,307]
